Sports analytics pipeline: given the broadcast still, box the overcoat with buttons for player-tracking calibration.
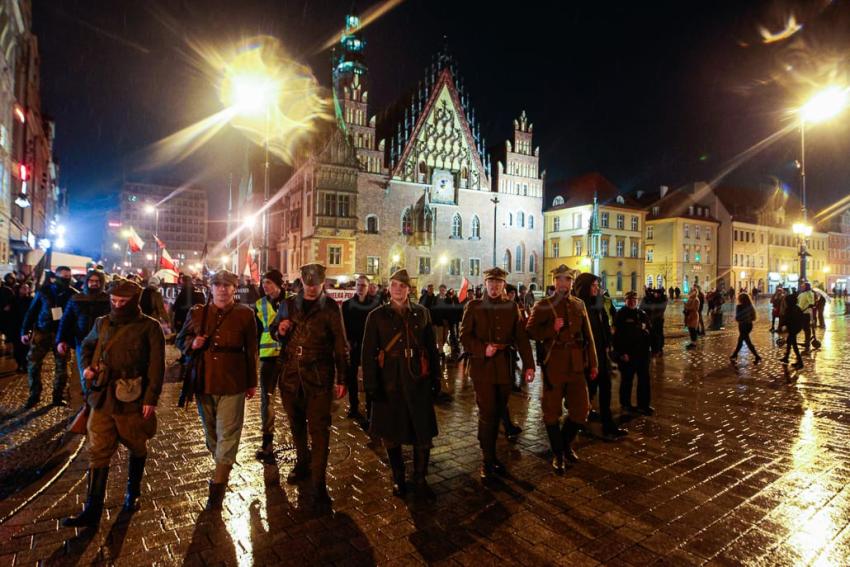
[361,301,439,445]
[526,292,598,383]
[177,302,258,395]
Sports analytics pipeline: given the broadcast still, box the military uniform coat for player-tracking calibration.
[361,302,439,445]
[459,295,535,384]
[526,292,598,382]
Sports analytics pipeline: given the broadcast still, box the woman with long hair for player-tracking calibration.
[683,288,700,349]
[730,292,761,364]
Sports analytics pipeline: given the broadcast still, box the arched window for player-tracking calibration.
[646,275,654,288]
[616,271,623,292]
[515,245,524,272]
[553,196,564,206]
[451,213,462,238]
[528,215,534,229]
[528,253,536,274]
[656,275,663,289]
[631,271,637,291]
[600,271,607,289]
[503,250,511,272]
[418,161,427,183]
[366,215,379,234]
[401,208,413,235]
[508,212,513,226]
[517,211,525,228]
[471,215,481,239]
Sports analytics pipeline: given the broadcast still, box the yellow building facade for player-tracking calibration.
[766,227,829,292]
[644,215,719,293]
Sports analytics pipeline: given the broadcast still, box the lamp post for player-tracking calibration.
[145,203,160,271]
[490,196,499,267]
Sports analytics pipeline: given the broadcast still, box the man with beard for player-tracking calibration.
[178,270,258,510]
[460,267,535,481]
[254,269,286,462]
[574,272,627,440]
[362,269,440,496]
[63,279,164,527]
[20,265,78,407]
[527,265,597,472]
[57,270,111,392]
[271,263,347,507]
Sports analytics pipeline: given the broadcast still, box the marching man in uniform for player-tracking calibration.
[460,267,535,481]
[526,265,598,473]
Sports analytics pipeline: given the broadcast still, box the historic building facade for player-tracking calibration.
[272,14,544,290]
[827,210,850,293]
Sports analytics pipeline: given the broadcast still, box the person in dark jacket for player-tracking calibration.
[362,269,440,496]
[140,276,169,325]
[172,275,205,333]
[20,266,78,407]
[780,293,804,369]
[341,275,379,422]
[640,289,667,356]
[614,291,654,415]
[63,279,164,527]
[11,282,33,372]
[270,263,347,507]
[574,272,627,439]
[57,270,111,389]
[730,292,761,364]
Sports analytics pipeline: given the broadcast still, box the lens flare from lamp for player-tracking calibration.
[801,87,849,123]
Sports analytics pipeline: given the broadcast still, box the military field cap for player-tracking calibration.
[551,264,576,279]
[109,279,142,298]
[211,270,238,287]
[300,263,326,286]
[625,290,638,300]
[389,269,411,287]
[483,266,509,281]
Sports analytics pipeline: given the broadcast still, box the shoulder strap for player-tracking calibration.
[94,318,137,364]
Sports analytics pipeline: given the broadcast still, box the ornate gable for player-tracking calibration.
[392,69,490,196]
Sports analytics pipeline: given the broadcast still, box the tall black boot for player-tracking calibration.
[122,455,146,512]
[413,446,435,500]
[62,467,109,527]
[545,425,564,473]
[387,447,406,497]
[561,420,580,463]
[255,433,274,462]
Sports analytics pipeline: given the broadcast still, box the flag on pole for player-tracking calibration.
[154,235,166,249]
[199,243,208,274]
[160,248,176,271]
[458,277,470,303]
[243,253,260,283]
[127,227,145,252]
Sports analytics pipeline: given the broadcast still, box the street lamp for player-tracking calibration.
[796,86,848,280]
[145,204,160,268]
[793,222,813,281]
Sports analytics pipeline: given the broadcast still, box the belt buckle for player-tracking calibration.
[295,346,303,357]
[404,348,413,358]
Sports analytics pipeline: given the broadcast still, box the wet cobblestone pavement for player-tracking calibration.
[1,303,849,566]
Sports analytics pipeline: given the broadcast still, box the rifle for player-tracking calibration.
[178,298,210,407]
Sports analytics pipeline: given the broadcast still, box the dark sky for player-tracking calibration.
[33,0,850,257]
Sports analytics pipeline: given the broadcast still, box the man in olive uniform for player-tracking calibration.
[271,263,347,505]
[255,269,285,462]
[177,270,258,510]
[63,279,164,527]
[460,267,535,481]
[361,269,440,497]
[526,265,598,472]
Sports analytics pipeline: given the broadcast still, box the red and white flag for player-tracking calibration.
[458,277,470,303]
[243,252,260,283]
[160,248,176,271]
[127,227,145,252]
[154,235,166,249]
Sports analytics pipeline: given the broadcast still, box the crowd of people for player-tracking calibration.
[0,261,837,528]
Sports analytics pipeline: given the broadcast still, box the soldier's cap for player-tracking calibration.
[483,266,509,281]
[550,264,576,280]
[109,279,142,298]
[210,270,238,287]
[624,290,638,300]
[389,268,411,287]
[300,263,326,286]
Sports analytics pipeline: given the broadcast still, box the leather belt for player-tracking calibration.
[384,348,421,358]
[210,346,245,353]
[288,345,331,359]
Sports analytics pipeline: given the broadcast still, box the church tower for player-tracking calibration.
[492,111,543,197]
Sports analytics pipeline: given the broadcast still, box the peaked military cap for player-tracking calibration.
[211,269,238,287]
[389,268,411,287]
[550,264,576,279]
[483,266,509,281]
[108,279,142,298]
[300,263,326,286]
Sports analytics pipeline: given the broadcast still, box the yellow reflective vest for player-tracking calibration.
[256,296,281,358]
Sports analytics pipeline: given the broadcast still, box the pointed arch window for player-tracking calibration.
[401,208,413,235]
[528,215,534,229]
[451,213,462,238]
[471,215,481,239]
[503,250,512,272]
[528,253,536,274]
[517,211,525,228]
[515,245,524,273]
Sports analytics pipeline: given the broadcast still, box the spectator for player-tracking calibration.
[140,276,169,327]
[730,292,761,364]
[11,283,34,372]
[781,293,805,369]
[683,289,700,349]
[56,270,111,389]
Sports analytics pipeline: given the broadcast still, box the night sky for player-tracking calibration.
[32,0,850,257]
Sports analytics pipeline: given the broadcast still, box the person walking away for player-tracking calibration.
[769,287,784,332]
[361,269,440,497]
[11,283,33,372]
[696,286,706,335]
[254,269,285,462]
[460,267,535,481]
[140,277,170,329]
[797,282,815,352]
[271,264,347,507]
[20,265,77,407]
[780,293,805,369]
[63,279,164,527]
[683,289,700,349]
[730,292,761,364]
[57,270,111,393]
[527,265,598,472]
[342,274,378,423]
[814,292,826,329]
[614,291,654,415]
[177,270,257,510]
[172,275,205,334]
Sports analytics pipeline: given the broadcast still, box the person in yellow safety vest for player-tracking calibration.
[255,269,286,462]
[797,282,815,352]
